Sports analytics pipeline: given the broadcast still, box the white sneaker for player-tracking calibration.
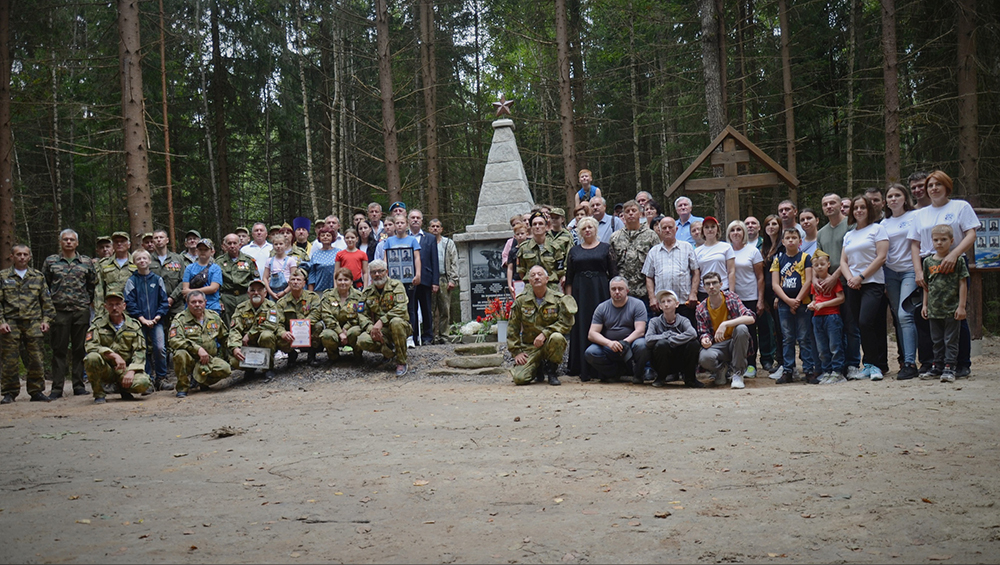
[731,374,745,389]
[869,366,884,381]
[274,350,287,361]
[768,368,782,380]
[406,336,416,349]
[744,366,757,379]
[846,366,863,380]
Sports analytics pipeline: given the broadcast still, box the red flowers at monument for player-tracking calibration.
[484,297,513,322]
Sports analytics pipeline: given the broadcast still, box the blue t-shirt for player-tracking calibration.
[182,262,224,313]
[384,235,421,251]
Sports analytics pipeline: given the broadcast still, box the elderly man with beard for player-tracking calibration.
[357,260,411,376]
[229,279,283,383]
[507,265,577,386]
[167,291,231,398]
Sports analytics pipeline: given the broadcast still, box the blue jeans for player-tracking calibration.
[812,313,845,374]
[884,267,917,365]
[778,303,817,373]
[142,322,168,379]
[585,337,650,380]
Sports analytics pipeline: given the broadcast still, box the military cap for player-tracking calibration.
[235,226,249,235]
[141,232,154,240]
[196,238,214,249]
[388,201,407,214]
[550,207,566,217]
[247,278,266,291]
[111,231,130,241]
[613,203,624,212]
[269,225,282,233]
[185,229,202,239]
[96,235,112,244]
[104,291,126,301]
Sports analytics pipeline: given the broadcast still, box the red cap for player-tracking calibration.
[702,216,719,226]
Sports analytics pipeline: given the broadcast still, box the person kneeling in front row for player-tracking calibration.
[696,271,756,389]
[508,265,577,386]
[168,291,232,398]
[357,260,411,376]
[645,290,703,388]
[584,276,650,384]
[83,292,152,403]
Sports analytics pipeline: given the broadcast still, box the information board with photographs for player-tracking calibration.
[975,215,1000,269]
[385,247,416,284]
[468,240,509,320]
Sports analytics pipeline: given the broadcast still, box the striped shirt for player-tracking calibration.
[641,240,699,300]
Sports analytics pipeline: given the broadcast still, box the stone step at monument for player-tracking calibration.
[444,354,504,369]
[425,366,507,377]
[454,343,499,356]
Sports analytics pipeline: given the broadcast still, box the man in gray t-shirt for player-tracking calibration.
[585,277,650,383]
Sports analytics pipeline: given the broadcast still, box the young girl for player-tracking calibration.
[505,222,529,297]
[263,234,298,300]
[335,229,370,289]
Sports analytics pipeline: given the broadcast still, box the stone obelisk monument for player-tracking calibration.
[454,97,535,321]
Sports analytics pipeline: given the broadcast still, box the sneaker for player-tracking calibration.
[175,391,187,398]
[775,370,794,384]
[396,364,408,377]
[274,350,287,361]
[919,364,942,379]
[869,366,884,381]
[941,366,956,383]
[94,397,106,404]
[744,366,757,379]
[768,368,784,380]
[860,364,874,379]
[826,373,847,384]
[955,366,971,378]
[731,374,745,389]
[896,364,918,381]
[846,366,864,380]
[406,336,416,349]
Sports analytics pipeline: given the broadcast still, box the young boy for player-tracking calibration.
[645,290,702,388]
[807,250,846,384]
[123,249,171,391]
[920,225,969,383]
[770,228,817,384]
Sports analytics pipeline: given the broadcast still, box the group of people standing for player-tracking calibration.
[504,169,975,389]
[0,201,461,404]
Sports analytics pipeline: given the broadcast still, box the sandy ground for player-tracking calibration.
[2,340,1000,564]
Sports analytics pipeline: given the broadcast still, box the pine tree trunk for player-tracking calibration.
[846,0,857,196]
[419,0,439,218]
[159,0,176,250]
[49,42,63,228]
[956,0,978,203]
[699,0,727,219]
[297,4,319,219]
[211,0,231,239]
[777,0,797,203]
[376,0,401,204]
[556,0,577,209]
[0,0,13,268]
[568,0,586,170]
[117,0,153,244]
[881,0,900,184]
[195,0,219,235]
[630,9,641,195]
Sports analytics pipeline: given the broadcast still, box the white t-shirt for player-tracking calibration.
[695,241,735,292]
[881,211,917,272]
[240,241,273,276]
[907,198,979,257]
[842,223,889,284]
[732,245,764,300]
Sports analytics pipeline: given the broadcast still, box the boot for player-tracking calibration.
[307,348,319,366]
[287,349,299,366]
[544,361,560,386]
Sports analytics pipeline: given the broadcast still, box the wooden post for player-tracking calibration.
[968,269,982,340]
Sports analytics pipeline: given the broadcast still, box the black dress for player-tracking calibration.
[565,242,618,380]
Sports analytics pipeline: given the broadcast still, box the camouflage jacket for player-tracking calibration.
[276,290,323,331]
[42,253,98,312]
[609,226,660,299]
[215,252,260,295]
[320,288,371,335]
[97,256,138,304]
[0,267,55,326]
[85,314,146,373]
[507,288,577,355]
[227,299,283,349]
[362,278,409,327]
[150,251,186,308]
[516,237,566,286]
[168,308,228,358]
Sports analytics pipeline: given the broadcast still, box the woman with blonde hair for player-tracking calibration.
[564,216,617,382]
[727,219,764,377]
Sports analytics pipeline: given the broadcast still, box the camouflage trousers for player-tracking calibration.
[173,350,232,393]
[511,333,567,385]
[82,352,151,399]
[358,318,411,364]
[0,320,46,397]
[320,326,363,361]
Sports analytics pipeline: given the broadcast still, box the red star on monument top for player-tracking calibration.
[492,94,514,117]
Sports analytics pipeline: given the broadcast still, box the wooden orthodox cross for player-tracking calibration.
[666,125,799,223]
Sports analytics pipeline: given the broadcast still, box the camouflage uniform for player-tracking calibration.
[0,267,55,398]
[83,313,151,399]
[167,309,231,392]
[286,245,310,272]
[150,251,186,318]
[357,279,411,364]
[549,228,574,266]
[319,288,370,361]
[227,299,283,370]
[215,252,260,326]
[96,256,137,305]
[275,290,323,353]
[516,238,565,290]
[609,225,660,300]
[507,288,577,385]
[42,253,99,393]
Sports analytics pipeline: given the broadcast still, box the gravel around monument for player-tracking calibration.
[2,340,1000,564]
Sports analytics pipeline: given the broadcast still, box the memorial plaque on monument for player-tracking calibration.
[468,241,508,319]
[386,248,416,284]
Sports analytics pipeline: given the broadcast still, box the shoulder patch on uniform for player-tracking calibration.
[86,331,93,340]
[169,327,177,337]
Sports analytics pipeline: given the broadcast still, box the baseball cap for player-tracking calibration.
[104,291,125,301]
[702,216,719,226]
[185,229,202,239]
[247,278,266,291]
[111,231,130,240]
[235,226,249,235]
[195,238,214,249]
[655,289,679,302]
[96,235,112,244]
[550,207,566,218]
